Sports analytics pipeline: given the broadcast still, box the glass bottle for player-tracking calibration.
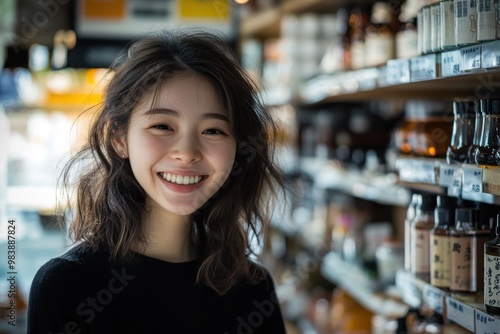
[410,193,436,282]
[475,99,500,166]
[446,100,477,164]
[364,2,400,67]
[414,101,453,158]
[440,0,456,49]
[430,195,456,289]
[454,0,478,46]
[485,214,500,315]
[450,207,490,293]
[405,193,420,272]
[468,101,484,163]
[396,16,418,59]
[349,5,371,70]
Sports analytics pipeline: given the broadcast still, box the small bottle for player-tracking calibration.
[450,207,490,293]
[440,0,456,49]
[454,0,478,46]
[410,193,436,282]
[430,1,442,52]
[446,100,477,164]
[405,193,421,272]
[477,0,497,42]
[468,101,484,163]
[364,2,400,67]
[475,99,500,166]
[396,17,419,59]
[484,214,500,315]
[430,195,456,289]
[414,101,453,158]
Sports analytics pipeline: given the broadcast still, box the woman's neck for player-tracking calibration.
[136,208,198,263]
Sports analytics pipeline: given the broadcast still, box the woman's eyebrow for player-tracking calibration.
[143,108,229,122]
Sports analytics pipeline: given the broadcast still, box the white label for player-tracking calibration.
[387,59,411,84]
[410,54,437,81]
[463,167,483,193]
[475,309,500,334]
[419,159,437,183]
[441,1,456,48]
[455,0,478,45]
[365,33,394,67]
[447,297,476,332]
[423,284,445,313]
[484,254,500,308]
[461,45,482,71]
[441,50,462,76]
[481,40,500,69]
[477,0,496,41]
[413,229,431,273]
[439,164,460,187]
[430,4,441,52]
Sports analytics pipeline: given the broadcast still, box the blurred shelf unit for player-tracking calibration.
[296,40,500,105]
[300,157,410,207]
[239,0,377,39]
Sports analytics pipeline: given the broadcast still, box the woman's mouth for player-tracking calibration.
[159,172,204,185]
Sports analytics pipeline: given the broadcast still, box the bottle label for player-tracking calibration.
[413,229,430,273]
[455,0,478,45]
[440,1,455,48]
[485,254,500,307]
[431,234,451,287]
[451,236,487,291]
[477,0,496,41]
[365,34,394,67]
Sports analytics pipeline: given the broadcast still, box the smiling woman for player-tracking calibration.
[27,29,286,333]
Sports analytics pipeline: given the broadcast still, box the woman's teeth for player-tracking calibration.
[160,172,202,185]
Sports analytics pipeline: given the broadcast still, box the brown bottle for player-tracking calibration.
[485,214,500,315]
[410,194,436,282]
[450,207,490,293]
[430,195,456,289]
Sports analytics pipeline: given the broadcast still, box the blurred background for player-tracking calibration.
[2,1,500,333]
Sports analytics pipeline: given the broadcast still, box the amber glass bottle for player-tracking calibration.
[410,194,436,282]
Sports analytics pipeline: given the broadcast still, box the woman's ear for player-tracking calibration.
[112,134,128,159]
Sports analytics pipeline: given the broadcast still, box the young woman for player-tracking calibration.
[28,29,286,333]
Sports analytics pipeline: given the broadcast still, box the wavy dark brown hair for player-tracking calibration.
[60,29,284,295]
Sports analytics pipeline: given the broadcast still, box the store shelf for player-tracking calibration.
[396,270,500,334]
[321,252,409,318]
[300,158,410,206]
[239,0,376,39]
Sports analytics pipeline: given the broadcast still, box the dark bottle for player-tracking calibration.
[485,214,500,315]
[475,99,500,166]
[430,195,456,289]
[410,194,436,282]
[468,102,485,163]
[446,100,477,164]
[450,207,490,293]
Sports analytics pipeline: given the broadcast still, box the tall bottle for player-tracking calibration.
[485,214,500,315]
[475,99,500,166]
[405,193,420,272]
[468,101,485,163]
[446,100,476,164]
[410,193,436,282]
[430,195,456,289]
[450,207,490,293]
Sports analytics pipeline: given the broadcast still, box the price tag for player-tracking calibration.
[475,309,500,334]
[418,160,437,184]
[410,54,437,81]
[463,167,483,194]
[441,50,462,76]
[423,284,445,314]
[439,164,459,187]
[461,44,482,71]
[396,270,422,309]
[446,297,475,332]
[481,40,500,69]
[386,59,410,84]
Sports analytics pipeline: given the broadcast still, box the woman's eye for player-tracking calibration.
[152,124,172,131]
[203,128,225,135]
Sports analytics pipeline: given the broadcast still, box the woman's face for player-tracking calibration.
[116,73,237,218]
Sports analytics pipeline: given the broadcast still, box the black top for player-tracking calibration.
[28,243,286,334]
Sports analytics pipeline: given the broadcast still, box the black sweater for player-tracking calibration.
[28,243,286,334]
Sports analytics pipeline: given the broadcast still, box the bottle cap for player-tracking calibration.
[434,195,457,226]
[453,100,477,117]
[455,208,480,229]
[418,194,436,211]
[481,98,500,115]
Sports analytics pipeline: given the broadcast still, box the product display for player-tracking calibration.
[446,100,476,164]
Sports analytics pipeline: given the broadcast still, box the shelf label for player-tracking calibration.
[386,59,410,84]
[439,164,463,196]
[460,45,482,71]
[463,167,483,194]
[481,40,500,69]
[418,160,437,184]
[475,309,500,334]
[423,284,445,314]
[441,50,462,76]
[410,54,437,81]
[396,270,423,308]
[447,297,475,332]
